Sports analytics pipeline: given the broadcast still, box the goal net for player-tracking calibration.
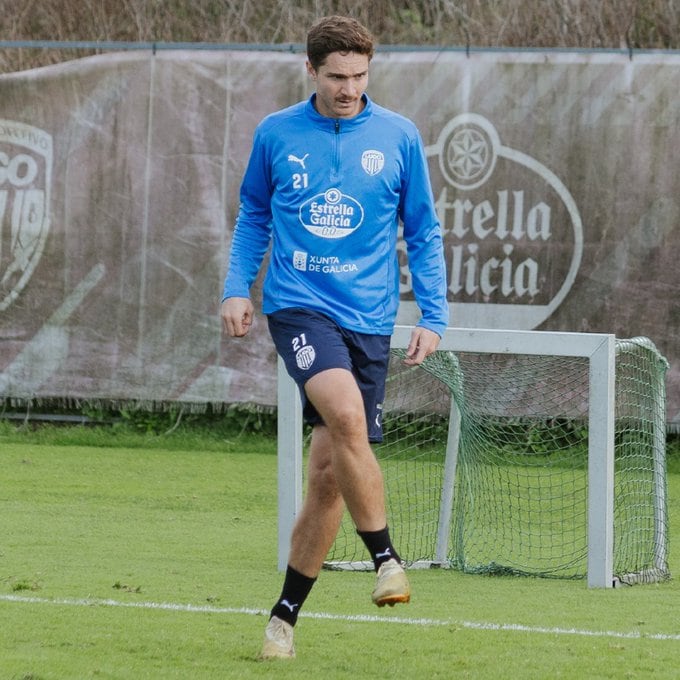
[319,333,669,586]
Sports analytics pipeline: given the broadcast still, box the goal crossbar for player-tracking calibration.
[277,326,616,588]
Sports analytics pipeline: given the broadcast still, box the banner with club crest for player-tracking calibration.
[0,48,678,427]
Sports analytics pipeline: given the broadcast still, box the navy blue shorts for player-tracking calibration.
[267,308,391,442]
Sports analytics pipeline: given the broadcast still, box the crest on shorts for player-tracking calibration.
[295,344,316,370]
[361,149,384,176]
[0,120,53,311]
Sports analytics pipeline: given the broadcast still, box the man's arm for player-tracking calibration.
[221,126,273,336]
[400,131,450,340]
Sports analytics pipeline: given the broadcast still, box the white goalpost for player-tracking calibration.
[276,326,668,589]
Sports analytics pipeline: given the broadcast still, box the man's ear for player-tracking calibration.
[305,60,317,80]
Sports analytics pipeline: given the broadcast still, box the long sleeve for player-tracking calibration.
[400,132,449,336]
[222,129,274,300]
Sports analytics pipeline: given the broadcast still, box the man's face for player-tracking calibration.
[307,51,370,119]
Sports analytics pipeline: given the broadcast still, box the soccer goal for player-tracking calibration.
[276,326,669,588]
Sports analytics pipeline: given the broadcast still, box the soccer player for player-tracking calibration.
[221,15,449,659]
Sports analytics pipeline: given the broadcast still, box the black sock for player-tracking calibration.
[357,526,401,571]
[270,565,317,627]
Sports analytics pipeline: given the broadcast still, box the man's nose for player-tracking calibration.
[340,80,357,96]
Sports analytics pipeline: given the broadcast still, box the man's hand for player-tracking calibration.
[221,297,254,337]
[403,327,440,366]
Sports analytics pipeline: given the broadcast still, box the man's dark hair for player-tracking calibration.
[306,15,375,71]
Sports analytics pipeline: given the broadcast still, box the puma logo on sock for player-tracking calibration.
[280,599,299,612]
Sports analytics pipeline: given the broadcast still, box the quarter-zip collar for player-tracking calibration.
[305,93,373,132]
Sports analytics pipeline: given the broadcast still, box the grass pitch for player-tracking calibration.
[1,423,679,678]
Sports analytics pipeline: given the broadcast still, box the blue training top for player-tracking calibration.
[223,93,449,337]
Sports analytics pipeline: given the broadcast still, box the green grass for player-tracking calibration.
[1,421,679,678]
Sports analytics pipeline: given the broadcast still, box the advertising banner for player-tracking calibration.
[0,49,678,426]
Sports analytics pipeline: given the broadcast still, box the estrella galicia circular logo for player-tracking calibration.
[436,113,500,190]
[299,188,364,239]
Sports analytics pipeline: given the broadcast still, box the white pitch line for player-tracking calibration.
[2,593,679,642]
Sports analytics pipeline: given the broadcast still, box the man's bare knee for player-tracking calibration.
[325,404,367,441]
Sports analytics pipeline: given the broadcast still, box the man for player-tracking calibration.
[221,15,449,660]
